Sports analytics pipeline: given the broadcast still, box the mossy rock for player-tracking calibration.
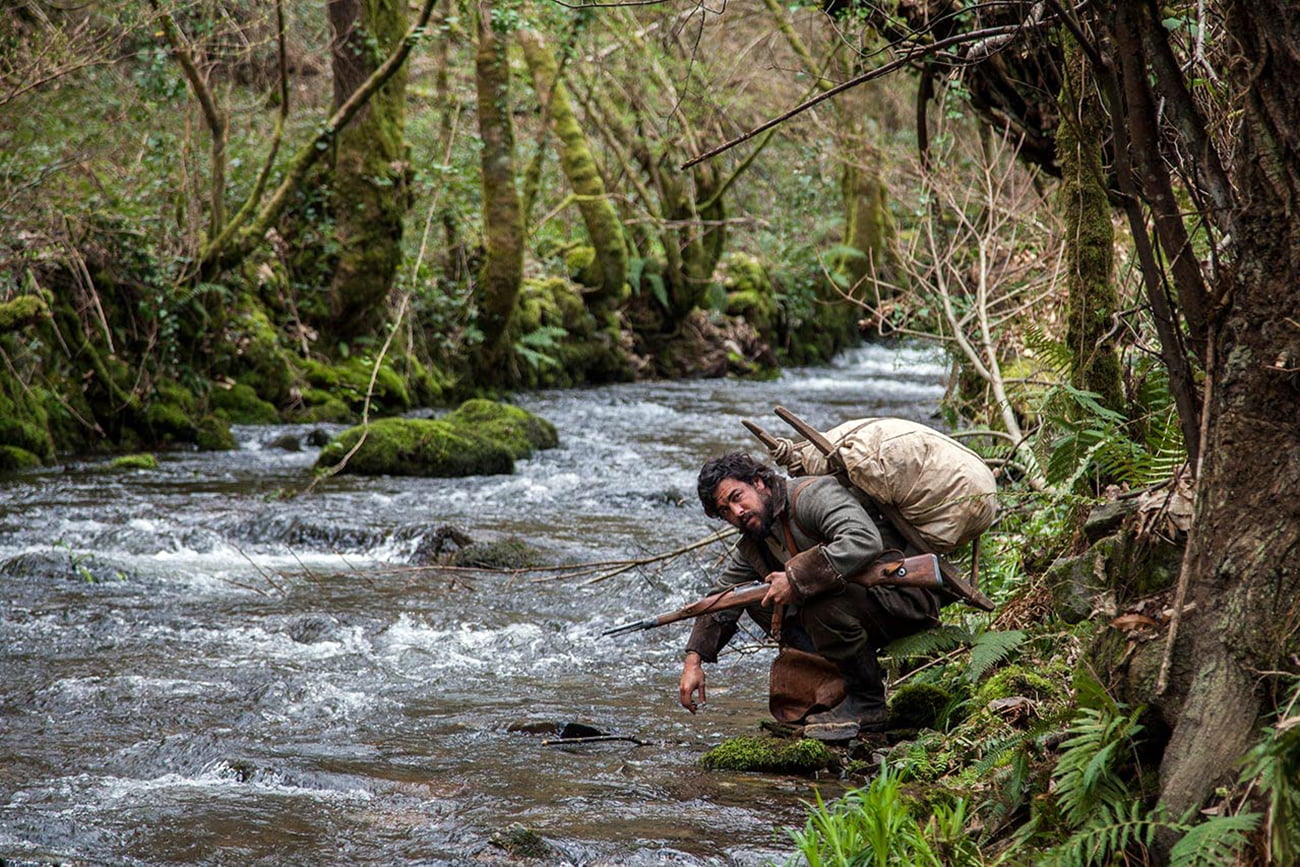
[314,417,514,477]
[0,445,42,472]
[210,382,280,425]
[976,664,1064,705]
[700,736,834,774]
[449,536,542,570]
[293,388,353,424]
[0,416,55,464]
[195,415,237,451]
[110,453,158,470]
[490,824,552,859]
[888,682,955,731]
[0,295,50,333]
[299,356,412,417]
[143,400,198,444]
[222,305,294,405]
[444,399,558,460]
[564,244,601,288]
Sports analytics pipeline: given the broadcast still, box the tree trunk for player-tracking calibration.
[326,0,410,342]
[474,1,525,367]
[1057,36,1123,415]
[1153,0,1300,836]
[839,142,898,300]
[518,29,627,308]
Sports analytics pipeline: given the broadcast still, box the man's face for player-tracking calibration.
[713,477,774,538]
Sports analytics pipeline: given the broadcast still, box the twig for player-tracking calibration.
[540,734,650,746]
[575,529,738,585]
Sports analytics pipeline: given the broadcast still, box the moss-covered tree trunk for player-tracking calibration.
[1057,37,1123,414]
[474,1,524,369]
[840,139,898,299]
[518,29,627,308]
[326,0,411,342]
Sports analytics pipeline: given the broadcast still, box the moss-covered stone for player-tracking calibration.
[0,416,55,463]
[0,445,42,472]
[300,356,412,416]
[0,295,50,332]
[563,244,601,288]
[450,536,542,569]
[888,682,955,731]
[195,415,236,451]
[293,388,353,424]
[490,824,552,859]
[210,382,280,425]
[221,304,294,405]
[976,664,1065,705]
[700,736,834,774]
[444,398,557,459]
[314,417,514,477]
[143,400,198,444]
[110,453,158,470]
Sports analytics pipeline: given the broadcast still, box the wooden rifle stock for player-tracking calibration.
[602,554,942,636]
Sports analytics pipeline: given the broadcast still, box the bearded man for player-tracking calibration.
[678,452,946,740]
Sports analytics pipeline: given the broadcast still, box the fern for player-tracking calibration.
[965,629,1027,682]
[883,625,972,660]
[1168,812,1260,866]
[1047,799,1157,867]
[1052,703,1145,829]
[1239,679,1300,864]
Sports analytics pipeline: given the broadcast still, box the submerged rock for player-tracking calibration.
[489,824,553,860]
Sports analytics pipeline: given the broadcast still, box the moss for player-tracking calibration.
[976,664,1066,705]
[889,682,955,731]
[0,295,50,333]
[293,389,353,424]
[0,416,55,463]
[726,289,778,337]
[450,537,542,569]
[210,382,280,425]
[300,357,412,416]
[390,353,450,407]
[490,824,552,859]
[195,415,236,451]
[444,398,558,459]
[110,453,158,470]
[224,304,294,405]
[314,417,514,477]
[0,445,42,472]
[143,400,198,444]
[700,736,833,774]
[563,244,600,287]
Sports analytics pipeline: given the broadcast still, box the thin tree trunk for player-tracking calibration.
[474,1,524,365]
[1057,35,1123,414]
[518,29,627,307]
[326,0,410,342]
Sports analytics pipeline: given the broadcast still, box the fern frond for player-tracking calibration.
[1168,812,1260,866]
[966,629,1027,681]
[1047,799,1156,867]
[883,625,972,660]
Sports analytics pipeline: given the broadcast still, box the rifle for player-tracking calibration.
[601,553,942,637]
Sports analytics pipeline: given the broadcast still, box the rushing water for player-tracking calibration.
[0,343,946,865]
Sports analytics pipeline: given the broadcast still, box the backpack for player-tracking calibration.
[765,415,998,554]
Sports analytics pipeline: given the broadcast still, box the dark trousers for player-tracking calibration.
[794,585,942,714]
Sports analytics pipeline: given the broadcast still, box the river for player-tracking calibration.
[0,343,946,865]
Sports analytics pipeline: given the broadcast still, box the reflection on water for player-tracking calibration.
[0,344,944,864]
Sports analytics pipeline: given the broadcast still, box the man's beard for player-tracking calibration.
[739,493,776,540]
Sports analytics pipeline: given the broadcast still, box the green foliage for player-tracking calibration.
[1051,702,1145,828]
[788,771,980,866]
[1240,679,1300,863]
[1168,812,1261,866]
[965,630,1027,682]
[514,324,567,371]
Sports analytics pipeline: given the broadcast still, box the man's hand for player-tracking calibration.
[763,570,795,607]
[679,652,706,713]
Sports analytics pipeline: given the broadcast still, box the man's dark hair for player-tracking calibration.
[697,452,779,518]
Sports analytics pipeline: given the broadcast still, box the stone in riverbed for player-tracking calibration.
[312,400,557,478]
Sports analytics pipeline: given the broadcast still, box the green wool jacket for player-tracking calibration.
[684,475,905,663]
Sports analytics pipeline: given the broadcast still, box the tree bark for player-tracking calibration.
[326,0,411,342]
[474,1,525,366]
[1150,0,1300,837]
[1057,35,1123,415]
[518,29,627,308]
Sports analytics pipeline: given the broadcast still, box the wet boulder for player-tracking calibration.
[312,401,556,478]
